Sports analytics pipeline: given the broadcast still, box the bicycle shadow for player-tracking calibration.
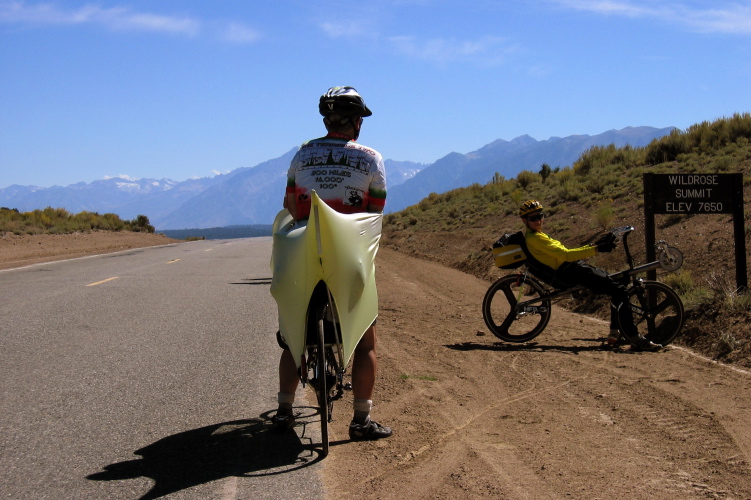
[445,339,614,355]
[87,410,327,500]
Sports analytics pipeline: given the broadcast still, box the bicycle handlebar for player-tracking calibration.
[610,225,635,238]
[606,225,682,274]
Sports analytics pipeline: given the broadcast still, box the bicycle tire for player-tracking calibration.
[316,317,330,457]
[622,280,685,346]
[482,274,551,342]
[658,246,683,272]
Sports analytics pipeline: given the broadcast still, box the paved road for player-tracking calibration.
[0,238,325,499]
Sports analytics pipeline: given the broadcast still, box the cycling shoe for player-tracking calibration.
[349,418,392,441]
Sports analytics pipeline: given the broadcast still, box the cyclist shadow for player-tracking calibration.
[87,410,325,500]
[446,338,612,354]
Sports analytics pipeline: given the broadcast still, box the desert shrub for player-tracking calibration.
[0,207,153,235]
[557,177,584,201]
[128,215,155,233]
[555,167,575,185]
[645,129,692,164]
[662,271,712,310]
[510,189,524,207]
[715,331,740,356]
[703,271,751,313]
[594,202,615,229]
[574,144,626,176]
[539,163,552,183]
[644,113,751,165]
[516,170,540,189]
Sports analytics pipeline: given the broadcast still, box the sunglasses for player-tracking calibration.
[525,213,545,222]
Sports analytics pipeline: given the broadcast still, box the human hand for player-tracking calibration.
[594,233,617,253]
[597,241,616,252]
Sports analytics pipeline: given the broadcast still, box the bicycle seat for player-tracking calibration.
[270,191,382,368]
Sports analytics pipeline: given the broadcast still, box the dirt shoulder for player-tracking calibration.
[323,247,751,499]
[0,231,179,270]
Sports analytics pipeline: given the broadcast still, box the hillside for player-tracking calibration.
[382,114,751,368]
[385,126,673,212]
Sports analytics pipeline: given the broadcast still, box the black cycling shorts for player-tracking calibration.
[275,320,377,351]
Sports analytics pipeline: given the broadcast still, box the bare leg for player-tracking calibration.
[278,348,299,395]
[352,324,376,400]
[348,324,392,439]
[272,348,299,430]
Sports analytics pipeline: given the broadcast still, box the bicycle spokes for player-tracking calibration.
[625,281,685,345]
[482,274,552,343]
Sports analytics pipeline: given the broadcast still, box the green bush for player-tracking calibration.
[516,170,540,189]
[0,207,155,235]
[594,202,615,229]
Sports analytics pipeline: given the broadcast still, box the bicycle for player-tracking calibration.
[482,226,686,346]
[271,191,382,458]
[301,282,347,458]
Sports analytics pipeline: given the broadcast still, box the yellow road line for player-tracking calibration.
[167,259,181,264]
[86,277,119,287]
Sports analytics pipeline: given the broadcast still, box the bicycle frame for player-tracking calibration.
[512,227,666,310]
[302,284,346,397]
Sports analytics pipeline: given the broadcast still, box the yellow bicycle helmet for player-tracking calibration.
[519,200,544,217]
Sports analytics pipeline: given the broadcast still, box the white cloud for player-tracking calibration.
[679,4,751,35]
[527,63,555,78]
[0,2,268,42]
[0,2,200,36]
[552,0,658,17]
[319,20,381,41]
[221,22,260,43]
[552,0,751,35]
[320,22,361,38]
[389,35,516,66]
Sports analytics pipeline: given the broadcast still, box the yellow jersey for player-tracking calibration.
[524,229,597,270]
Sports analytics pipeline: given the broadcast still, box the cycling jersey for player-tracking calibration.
[525,229,596,270]
[286,135,387,219]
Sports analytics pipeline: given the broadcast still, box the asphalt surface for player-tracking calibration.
[0,238,325,499]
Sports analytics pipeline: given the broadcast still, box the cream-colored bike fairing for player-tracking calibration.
[270,191,382,368]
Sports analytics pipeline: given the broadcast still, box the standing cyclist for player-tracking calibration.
[273,86,392,440]
[519,200,662,352]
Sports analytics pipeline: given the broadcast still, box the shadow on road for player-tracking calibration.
[87,412,323,499]
[231,277,273,285]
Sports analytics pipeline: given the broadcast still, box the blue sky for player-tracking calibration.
[1,0,750,188]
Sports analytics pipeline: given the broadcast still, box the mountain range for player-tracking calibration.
[0,126,673,230]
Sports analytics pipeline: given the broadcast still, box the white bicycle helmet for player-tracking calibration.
[319,86,372,117]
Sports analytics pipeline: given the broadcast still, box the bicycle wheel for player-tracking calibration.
[622,281,685,346]
[315,318,330,457]
[482,274,551,342]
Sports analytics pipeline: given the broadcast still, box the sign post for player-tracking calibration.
[643,173,747,291]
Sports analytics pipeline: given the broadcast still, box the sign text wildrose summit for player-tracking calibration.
[650,174,733,214]
[643,172,747,291]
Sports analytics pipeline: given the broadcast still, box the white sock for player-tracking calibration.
[277,392,295,414]
[353,398,372,424]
